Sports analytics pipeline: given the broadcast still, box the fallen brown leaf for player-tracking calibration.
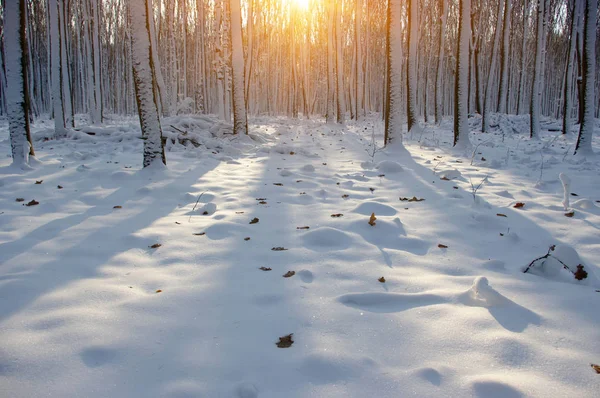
[331,213,343,218]
[16,198,24,202]
[342,194,349,199]
[514,202,525,208]
[273,183,283,186]
[155,289,162,293]
[368,213,377,226]
[496,213,507,217]
[378,277,386,283]
[574,265,588,281]
[35,180,43,184]
[283,271,295,278]
[259,201,267,205]
[25,200,39,207]
[400,196,425,202]
[249,217,259,224]
[369,188,375,192]
[565,211,575,218]
[259,267,272,271]
[57,185,63,189]
[378,174,385,178]
[149,243,162,249]
[591,364,600,374]
[438,244,448,249]
[113,205,122,209]
[175,222,181,225]
[289,151,295,155]
[297,226,310,230]
[440,177,450,181]
[272,247,288,251]
[244,237,251,241]
[236,211,245,214]
[193,232,206,236]
[276,334,294,348]
[256,198,267,201]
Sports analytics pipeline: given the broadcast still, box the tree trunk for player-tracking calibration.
[498,0,511,114]
[49,0,66,137]
[482,0,504,132]
[575,0,597,155]
[435,0,448,124]
[406,0,420,133]
[454,0,471,149]
[5,0,32,168]
[530,0,545,139]
[335,2,346,124]
[563,0,581,134]
[230,0,248,134]
[384,0,404,145]
[129,0,166,167]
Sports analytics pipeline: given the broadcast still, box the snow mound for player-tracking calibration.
[376,160,403,173]
[458,277,506,307]
[279,169,292,177]
[572,199,600,212]
[352,202,397,216]
[197,203,217,215]
[301,227,353,252]
[301,164,315,172]
[437,169,462,180]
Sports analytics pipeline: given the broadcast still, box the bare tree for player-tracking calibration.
[454,0,471,149]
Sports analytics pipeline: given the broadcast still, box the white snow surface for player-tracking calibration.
[1,113,600,397]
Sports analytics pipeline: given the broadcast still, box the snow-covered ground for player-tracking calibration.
[1,114,599,397]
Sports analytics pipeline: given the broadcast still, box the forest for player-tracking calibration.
[1,1,600,397]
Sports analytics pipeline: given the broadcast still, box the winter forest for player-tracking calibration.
[1,0,600,396]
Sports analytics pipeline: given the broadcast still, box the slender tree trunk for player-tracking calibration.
[230,0,247,134]
[482,0,504,132]
[498,0,511,114]
[563,0,581,134]
[326,2,335,123]
[575,0,597,155]
[335,1,346,124]
[435,0,448,124]
[517,0,529,115]
[406,0,420,132]
[530,0,545,139]
[49,0,66,137]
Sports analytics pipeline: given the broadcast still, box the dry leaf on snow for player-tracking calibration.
[276,334,294,348]
[331,214,343,218]
[438,244,448,249]
[193,232,206,236]
[591,364,600,374]
[35,180,43,184]
[283,271,295,278]
[15,198,24,202]
[514,202,525,209]
[272,247,288,251]
[259,267,272,271]
[297,226,310,230]
[249,217,259,224]
[368,213,377,226]
[149,243,162,249]
[25,200,39,207]
[565,211,575,218]
[378,277,386,283]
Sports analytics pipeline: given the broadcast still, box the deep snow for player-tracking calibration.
[1,113,599,397]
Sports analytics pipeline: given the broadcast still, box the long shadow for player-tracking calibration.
[0,160,219,323]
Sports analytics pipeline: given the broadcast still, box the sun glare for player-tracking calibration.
[291,0,309,9]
